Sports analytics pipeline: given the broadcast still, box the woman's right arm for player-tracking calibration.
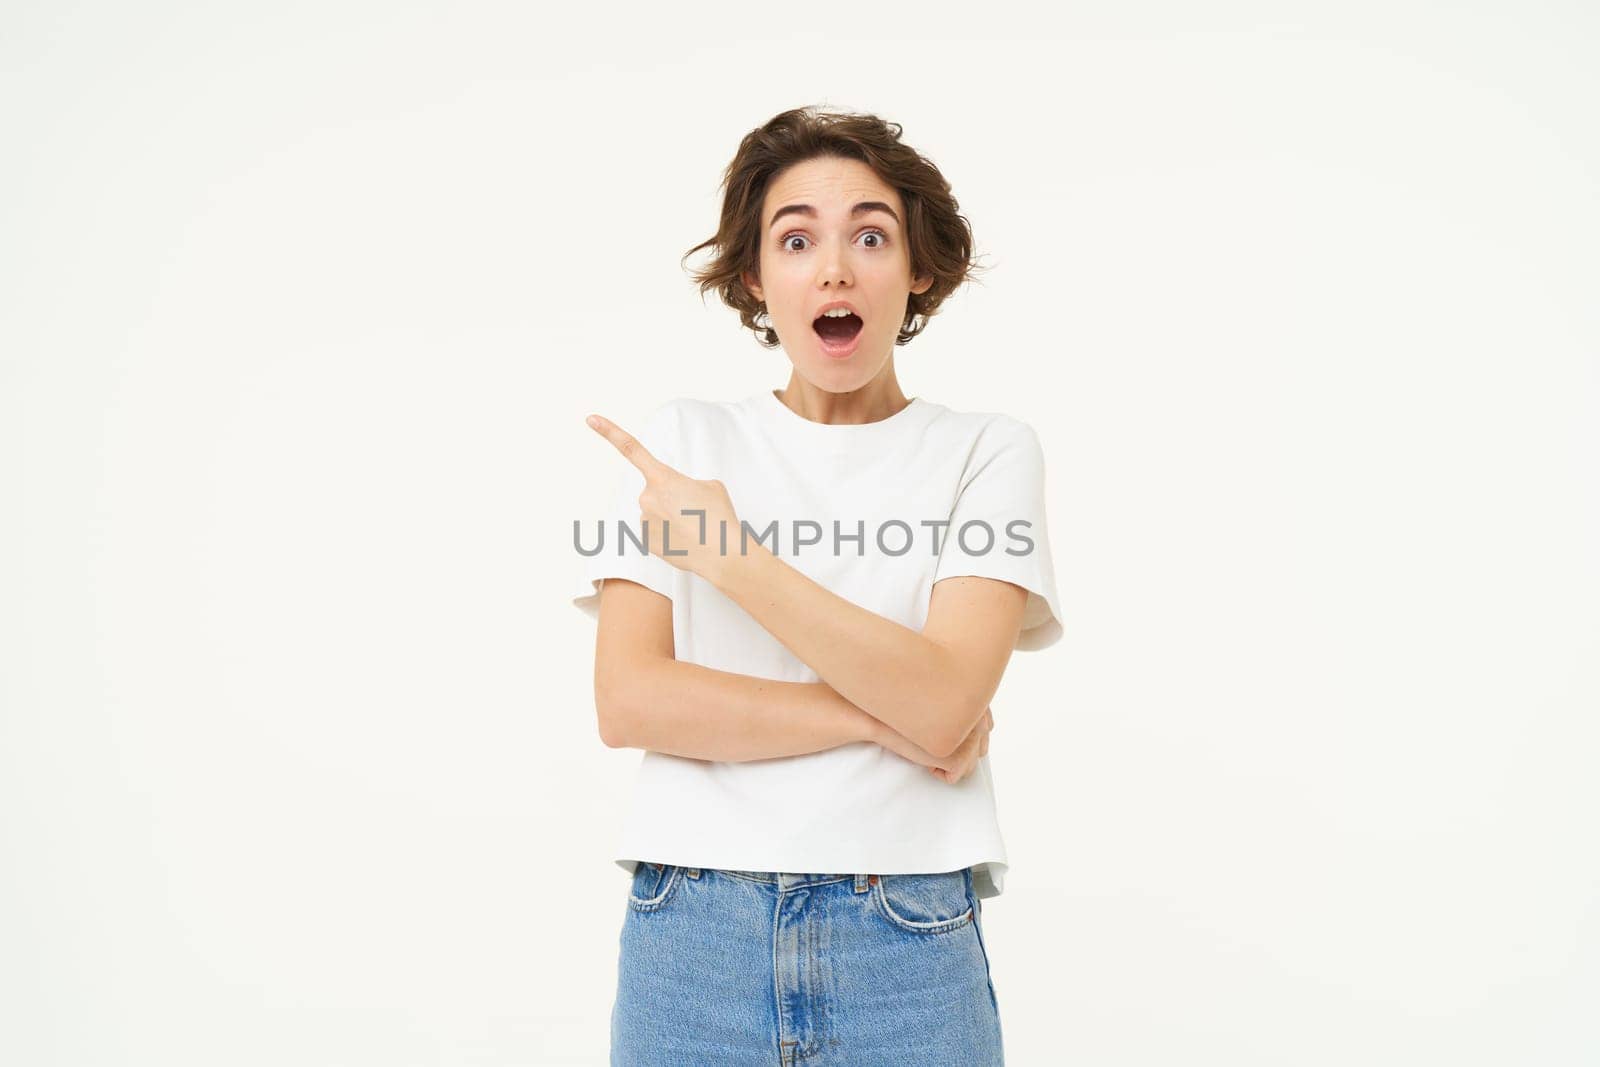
[593,578,983,770]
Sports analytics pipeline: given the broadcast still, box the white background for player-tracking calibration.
[3,2,1596,1064]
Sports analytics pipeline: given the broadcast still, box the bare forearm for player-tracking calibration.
[704,545,973,756]
[604,657,884,762]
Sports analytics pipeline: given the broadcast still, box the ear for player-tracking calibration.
[742,270,764,303]
[910,272,934,296]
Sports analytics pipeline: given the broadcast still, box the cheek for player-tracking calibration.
[763,263,812,304]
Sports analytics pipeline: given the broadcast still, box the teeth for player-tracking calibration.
[819,308,856,318]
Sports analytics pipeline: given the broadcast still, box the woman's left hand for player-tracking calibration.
[587,413,742,582]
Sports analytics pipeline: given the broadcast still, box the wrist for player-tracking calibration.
[703,536,770,596]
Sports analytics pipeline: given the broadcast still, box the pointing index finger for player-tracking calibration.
[586,413,668,478]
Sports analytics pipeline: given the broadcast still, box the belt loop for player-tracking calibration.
[686,867,701,879]
[854,872,870,894]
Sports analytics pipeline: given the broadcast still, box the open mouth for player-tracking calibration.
[812,312,864,347]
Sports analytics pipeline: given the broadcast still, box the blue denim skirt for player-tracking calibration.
[610,862,1004,1065]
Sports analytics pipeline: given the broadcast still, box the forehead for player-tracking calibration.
[761,156,903,222]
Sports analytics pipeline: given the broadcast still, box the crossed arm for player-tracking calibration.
[585,411,1031,765]
[594,550,1029,763]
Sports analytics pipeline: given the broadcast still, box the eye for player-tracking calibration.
[778,228,892,254]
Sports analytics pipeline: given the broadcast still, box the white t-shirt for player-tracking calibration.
[571,388,1063,899]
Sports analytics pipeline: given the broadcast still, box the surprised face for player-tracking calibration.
[743,155,933,390]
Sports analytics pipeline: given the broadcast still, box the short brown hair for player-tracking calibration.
[682,106,988,348]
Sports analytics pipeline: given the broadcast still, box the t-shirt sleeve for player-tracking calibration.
[931,418,1064,651]
[571,400,682,622]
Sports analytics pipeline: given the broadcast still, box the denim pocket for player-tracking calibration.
[627,862,684,913]
[873,870,975,934]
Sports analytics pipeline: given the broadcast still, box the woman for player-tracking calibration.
[572,106,1063,1066]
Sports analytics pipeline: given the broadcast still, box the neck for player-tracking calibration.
[774,376,910,426]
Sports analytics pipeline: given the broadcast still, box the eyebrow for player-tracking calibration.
[766,201,901,231]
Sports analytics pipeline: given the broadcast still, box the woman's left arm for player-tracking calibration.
[586,412,1035,759]
[708,548,1027,760]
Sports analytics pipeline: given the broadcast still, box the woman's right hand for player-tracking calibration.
[872,707,994,785]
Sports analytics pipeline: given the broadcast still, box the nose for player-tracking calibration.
[816,245,853,289]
